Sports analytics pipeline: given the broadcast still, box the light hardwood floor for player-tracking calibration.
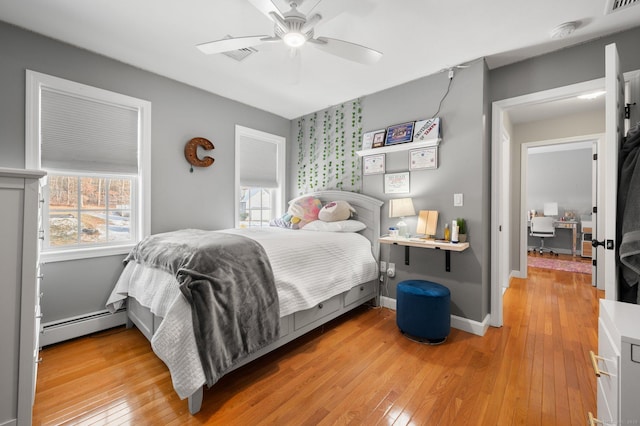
[33,262,602,425]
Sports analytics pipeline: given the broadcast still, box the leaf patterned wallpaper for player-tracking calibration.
[295,99,363,195]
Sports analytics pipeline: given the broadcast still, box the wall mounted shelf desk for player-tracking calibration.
[379,236,469,272]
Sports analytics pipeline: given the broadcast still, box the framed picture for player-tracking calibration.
[385,122,415,146]
[409,146,438,170]
[362,129,386,150]
[372,130,386,148]
[384,172,410,194]
[363,153,385,175]
[413,117,441,143]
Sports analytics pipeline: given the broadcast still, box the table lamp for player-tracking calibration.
[389,198,415,237]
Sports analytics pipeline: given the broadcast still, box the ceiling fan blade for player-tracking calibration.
[309,37,382,65]
[247,0,283,19]
[196,36,270,55]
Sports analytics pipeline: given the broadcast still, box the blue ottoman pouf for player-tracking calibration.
[396,280,451,344]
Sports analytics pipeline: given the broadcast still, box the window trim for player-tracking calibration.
[25,70,151,261]
[234,125,286,228]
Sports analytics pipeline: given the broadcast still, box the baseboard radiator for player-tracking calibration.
[40,308,127,347]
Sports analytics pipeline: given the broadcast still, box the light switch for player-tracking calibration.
[454,193,463,207]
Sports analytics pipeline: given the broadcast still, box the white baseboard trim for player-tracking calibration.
[380,296,490,337]
[380,295,397,310]
[41,309,127,347]
[451,314,490,336]
[510,268,525,279]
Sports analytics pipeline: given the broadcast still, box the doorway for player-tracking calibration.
[490,78,606,327]
[522,137,599,280]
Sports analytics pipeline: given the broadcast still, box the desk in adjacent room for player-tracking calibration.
[528,220,579,256]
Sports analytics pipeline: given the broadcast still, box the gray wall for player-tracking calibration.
[0,21,290,322]
[490,26,640,274]
[527,148,592,217]
[288,59,491,323]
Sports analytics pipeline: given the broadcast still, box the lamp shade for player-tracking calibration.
[389,198,416,218]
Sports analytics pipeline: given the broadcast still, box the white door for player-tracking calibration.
[500,128,511,289]
[591,139,598,287]
[601,43,624,300]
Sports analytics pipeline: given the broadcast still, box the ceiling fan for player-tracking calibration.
[196,0,383,65]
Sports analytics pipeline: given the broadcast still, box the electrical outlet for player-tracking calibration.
[387,263,395,278]
[380,261,387,273]
[454,193,463,207]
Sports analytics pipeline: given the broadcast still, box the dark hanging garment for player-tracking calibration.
[617,122,640,304]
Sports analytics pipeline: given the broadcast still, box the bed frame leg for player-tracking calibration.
[125,316,133,329]
[188,387,204,414]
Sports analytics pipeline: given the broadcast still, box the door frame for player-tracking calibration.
[519,134,603,281]
[490,78,604,327]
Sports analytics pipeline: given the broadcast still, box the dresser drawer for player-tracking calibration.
[597,317,619,425]
[344,281,375,307]
[294,295,340,330]
[620,341,640,423]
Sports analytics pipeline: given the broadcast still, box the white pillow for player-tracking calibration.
[302,220,367,233]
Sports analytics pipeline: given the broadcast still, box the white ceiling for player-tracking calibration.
[1,0,639,120]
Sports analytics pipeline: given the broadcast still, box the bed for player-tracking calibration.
[105,190,383,414]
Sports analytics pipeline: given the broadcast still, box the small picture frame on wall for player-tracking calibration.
[372,130,386,148]
[385,122,415,146]
[363,153,385,175]
[362,129,386,150]
[384,172,410,194]
[409,146,438,170]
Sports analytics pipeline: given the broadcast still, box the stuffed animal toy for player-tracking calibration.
[287,196,322,227]
[318,200,356,222]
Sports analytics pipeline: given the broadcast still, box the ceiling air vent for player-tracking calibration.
[605,0,640,14]
[220,35,257,61]
[222,46,257,62]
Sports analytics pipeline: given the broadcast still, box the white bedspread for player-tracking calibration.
[106,227,377,399]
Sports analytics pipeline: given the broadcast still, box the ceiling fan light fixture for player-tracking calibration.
[283,31,306,47]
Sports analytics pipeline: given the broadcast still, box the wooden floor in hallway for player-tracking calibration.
[33,264,602,425]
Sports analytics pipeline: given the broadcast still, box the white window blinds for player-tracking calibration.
[238,136,279,188]
[41,88,139,174]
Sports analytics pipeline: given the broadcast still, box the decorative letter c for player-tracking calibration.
[184,137,215,170]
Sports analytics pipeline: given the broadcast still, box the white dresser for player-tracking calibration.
[0,167,46,426]
[591,299,640,425]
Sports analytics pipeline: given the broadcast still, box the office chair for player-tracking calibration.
[530,216,557,256]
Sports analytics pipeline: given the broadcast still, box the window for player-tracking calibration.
[47,174,134,246]
[235,126,286,228]
[26,71,151,261]
[239,187,274,228]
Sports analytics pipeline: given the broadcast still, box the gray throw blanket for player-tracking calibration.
[618,122,640,303]
[125,229,280,387]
